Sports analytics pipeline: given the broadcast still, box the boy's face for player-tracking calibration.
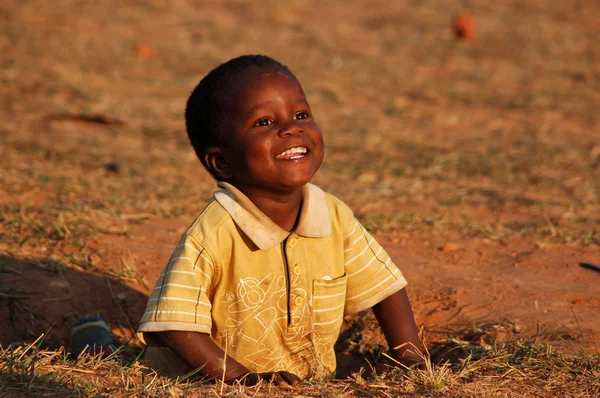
[212,69,324,192]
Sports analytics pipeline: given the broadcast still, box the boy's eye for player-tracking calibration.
[294,112,309,120]
[254,119,272,127]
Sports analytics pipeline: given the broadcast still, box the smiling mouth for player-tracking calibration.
[276,146,308,160]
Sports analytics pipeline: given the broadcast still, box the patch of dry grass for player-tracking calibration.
[358,210,600,246]
[1,330,598,397]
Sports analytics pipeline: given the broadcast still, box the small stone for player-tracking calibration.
[357,172,378,184]
[331,56,343,70]
[441,243,459,252]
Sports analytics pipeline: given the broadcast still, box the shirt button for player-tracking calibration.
[289,239,297,248]
[293,265,301,276]
[294,296,303,306]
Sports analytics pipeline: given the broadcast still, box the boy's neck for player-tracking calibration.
[235,184,304,232]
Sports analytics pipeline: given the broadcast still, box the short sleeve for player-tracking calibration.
[137,236,215,343]
[343,218,407,314]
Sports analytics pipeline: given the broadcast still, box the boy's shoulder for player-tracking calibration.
[181,196,235,247]
[322,189,355,221]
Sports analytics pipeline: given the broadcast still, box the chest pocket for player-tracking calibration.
[311,274,347,335]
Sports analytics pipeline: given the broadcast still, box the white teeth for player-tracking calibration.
[277,147,307,158]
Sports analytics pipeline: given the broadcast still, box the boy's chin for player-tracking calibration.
[282,170,319,187]
[276,179,312,190]
[270,174,315,191]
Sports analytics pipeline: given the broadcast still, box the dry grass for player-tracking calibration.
[1,330,598,397]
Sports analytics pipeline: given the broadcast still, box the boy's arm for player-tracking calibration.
[149,331,300,385]
[372,288,424,367]
[151,331,248,381]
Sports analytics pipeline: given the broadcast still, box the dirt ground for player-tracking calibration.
[1,0,599,392]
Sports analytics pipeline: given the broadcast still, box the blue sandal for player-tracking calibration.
[70,316,121,361]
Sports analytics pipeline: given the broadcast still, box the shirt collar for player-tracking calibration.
[214,182,332,250]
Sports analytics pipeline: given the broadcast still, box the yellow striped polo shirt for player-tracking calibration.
[138,182,407,380]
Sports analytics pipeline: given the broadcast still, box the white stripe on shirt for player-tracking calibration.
[347,247,385,278]
[344,237,375,265]
[154,283,200,291]
[159,269,196,277]
[200,253,214,269]
[314,279,346,287]
[176,243,200,254]
[314,291,346,300]
[313,302,345,313]
[346,269,400,301]
[344,233,365,253]
[148,297,211,307]
[345,221,359,239]
[144,310,211,320]
[160,268,210,283]
[168,256,194,265]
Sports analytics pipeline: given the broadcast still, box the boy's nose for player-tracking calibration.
[278,120,303,137]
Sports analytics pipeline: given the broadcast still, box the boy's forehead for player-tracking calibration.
[237,67,295,88]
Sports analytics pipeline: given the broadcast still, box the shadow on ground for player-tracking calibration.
[0,373,77,398]
[0,254,148,352]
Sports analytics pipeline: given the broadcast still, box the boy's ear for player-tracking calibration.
[204,147,233,180]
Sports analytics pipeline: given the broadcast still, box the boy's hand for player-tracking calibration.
[152,331,250,381]
[226,371,301,386]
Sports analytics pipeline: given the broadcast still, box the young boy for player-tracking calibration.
[137,55,423,385]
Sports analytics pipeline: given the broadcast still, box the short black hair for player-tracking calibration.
[185,54,295,177]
